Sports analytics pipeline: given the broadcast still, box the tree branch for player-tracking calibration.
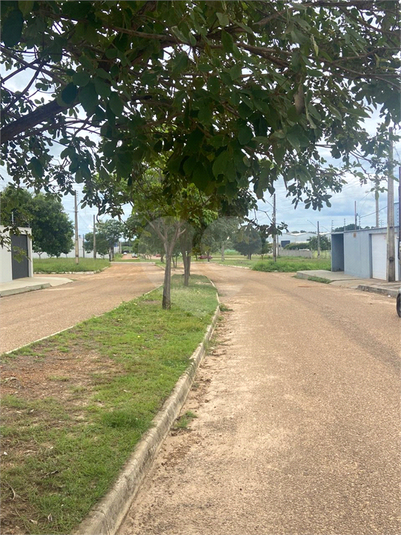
[1,98,73,144]
[2,62,45,116]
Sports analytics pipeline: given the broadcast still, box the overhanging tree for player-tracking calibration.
[1,1,400,218]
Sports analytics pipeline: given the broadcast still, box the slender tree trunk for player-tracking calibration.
[162,251,172,310]
[182,249,191,287]
[221,242,225,262]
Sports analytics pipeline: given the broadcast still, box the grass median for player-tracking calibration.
[0,275,218,535]
[252,257,331,272]
[33,258,110,273]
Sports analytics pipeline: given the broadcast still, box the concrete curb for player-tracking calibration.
[0,283,51,297]
[74,302,220,535]
[357,284,399,298]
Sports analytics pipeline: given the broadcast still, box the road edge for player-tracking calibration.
[74,300,220,535]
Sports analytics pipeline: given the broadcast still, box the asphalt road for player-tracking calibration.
[118,264,400,535]
[0,263,164,354]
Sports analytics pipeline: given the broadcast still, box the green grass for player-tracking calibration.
[252,256,331,272]
[306,275,331,284]
[173,411,197,430]
[0,275,218,535]
[195,252,331,272]
[33,257,110,273]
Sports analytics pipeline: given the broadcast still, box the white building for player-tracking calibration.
[331,227,400,281]
[0,226,33,283]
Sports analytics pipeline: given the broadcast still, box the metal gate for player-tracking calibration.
[11,234,29,279]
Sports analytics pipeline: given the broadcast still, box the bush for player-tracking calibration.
[284,242,310,250]
[252,257,331,272]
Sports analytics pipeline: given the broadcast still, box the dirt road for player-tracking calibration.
[118,264,400,535]
[0,263,164,353]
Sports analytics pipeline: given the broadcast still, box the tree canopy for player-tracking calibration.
[233,223,263,259]
[84,219,123,258]
[1,1,399,216]
[0,185,74,256]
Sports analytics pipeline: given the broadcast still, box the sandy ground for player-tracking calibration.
[118,264,400,535]
[0,263,164,353]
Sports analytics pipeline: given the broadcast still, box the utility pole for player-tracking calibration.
[93,214,97,260]
[354,201,358,230]
[386,127,395,282]
[398,166,401,281]
[82,235,85,258]
[74,192,79,265]
[273,193,277,262]
[375,178,380,227]
[317,221,321,257]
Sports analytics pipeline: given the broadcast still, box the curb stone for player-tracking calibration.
[0,283,51,297]
[357,284,399,298]
[74,300,220,535]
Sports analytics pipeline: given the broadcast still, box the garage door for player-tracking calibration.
[11,234,29,279]
[371,233,387,280]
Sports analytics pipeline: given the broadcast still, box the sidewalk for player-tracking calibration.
[0,275,73,297]
[296,270,400,298]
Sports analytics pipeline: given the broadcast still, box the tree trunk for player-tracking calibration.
[162,251,172,310]
[182,249,191,287]
[221,242,225,262]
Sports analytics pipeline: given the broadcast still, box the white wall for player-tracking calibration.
[0,226,33,283]
[0,234,13,283]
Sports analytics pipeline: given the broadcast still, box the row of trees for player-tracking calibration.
[0,182,272,266]
[129,217,273,263]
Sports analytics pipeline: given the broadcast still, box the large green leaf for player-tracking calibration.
[238,126,253,146]
[73,71,90,87]
[109,93,124,116]
[172,52,188,74]
[229,64,242,81]
[286,125,311,151]
[80,83,98,114]
[29,157,44,178]
[2,8,23,47]
[61,83,78,105]
[212,150,230,177]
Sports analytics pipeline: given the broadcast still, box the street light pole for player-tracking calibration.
[74,192,79,265]
[386,128,395,282]
[398,167,401,281]
[273,193,277,262]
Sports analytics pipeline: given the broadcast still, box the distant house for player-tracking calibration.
[279,232,317,248]
[331,227,400,281]
[0,226,33,283]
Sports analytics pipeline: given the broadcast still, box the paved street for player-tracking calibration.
[118,264,400,535]
[0,263,164,353]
